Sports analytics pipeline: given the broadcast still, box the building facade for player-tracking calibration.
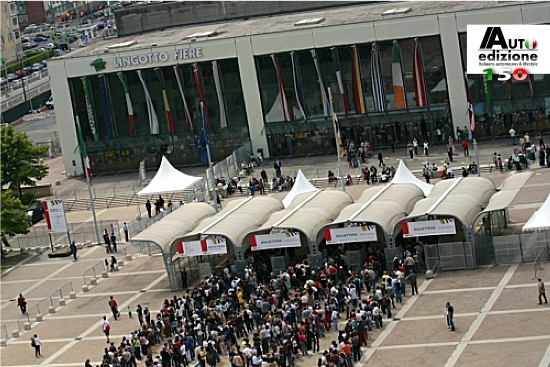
[48,1,550,177]
[1,1,21,64]
[15,1,45,29]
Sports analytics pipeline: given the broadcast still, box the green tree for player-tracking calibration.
[1,125,49,196]
[0,190,31,250]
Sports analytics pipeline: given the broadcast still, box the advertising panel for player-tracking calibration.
[324,225,378,244]
[42,200,68,233]
[176,237,227,257]
[402,219,456,238]
[250,232,301,251]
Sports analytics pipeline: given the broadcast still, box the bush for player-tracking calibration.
[18,193,37,206]
[1,50,54,76]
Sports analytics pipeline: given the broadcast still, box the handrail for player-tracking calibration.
[125,184,135,206]
[106,186,115,208]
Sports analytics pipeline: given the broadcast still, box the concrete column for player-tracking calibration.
[236,38,270,158]
[438,14,467,136]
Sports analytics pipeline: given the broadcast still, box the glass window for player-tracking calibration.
[1,36,4,45]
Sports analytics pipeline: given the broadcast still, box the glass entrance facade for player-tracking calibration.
[69,58,249,175]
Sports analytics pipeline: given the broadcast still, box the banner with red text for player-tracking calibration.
[176,237,227,257]
[250,232,301,250]
[402,219,456,238]
[325,225,377,244]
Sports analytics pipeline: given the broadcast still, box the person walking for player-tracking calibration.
[108,296,119,320]
[103,229,111,253]
[423,140,429,156]
[70,241,77,260]
[102,316,111,343]
[445,302,455,331]
[145,200,152,218]
[412,138,418,156]
[181,268,188,289]
[407,142,414,160]
[538,278,548,304]
[406,272,418,295]
[122,222,129,242]
[17,293,27,314]
[137,304,144,325]
[461,140,469,157]
[378,150,384,168]
[273,158,282,178]
[109,232,117,253]
[509,127,517,145]
[31,334,41,357]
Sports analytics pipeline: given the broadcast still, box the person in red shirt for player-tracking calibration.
[17,294,27,314]
[461,140,469,157]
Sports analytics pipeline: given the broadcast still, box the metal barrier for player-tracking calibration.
[25,297,53,322]
[493,233,550,265]
[212,142,253,180]
[82,261,105,286]
[49,282,73,302]
[16,313,31,332]
[423,242,475,271]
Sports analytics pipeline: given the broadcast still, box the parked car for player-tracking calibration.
[35,33,50,38]
[31,71,41,79]
[26,201,44,225]
[0,77,7,85]
[45,96,54,109]
[22,42,32,50]
[53,49,63,57]
[7,73,17,82]
[10,79,22,88]
[33,36,48,43]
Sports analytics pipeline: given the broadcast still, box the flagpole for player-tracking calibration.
[328,88,345,192]
[474,138,481,177]
[76,116,102,245]
[201,102,219,212]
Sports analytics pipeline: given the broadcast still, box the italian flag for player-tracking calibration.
[392,41,406,109]
[76,120,93,182]
[117,72,135,136]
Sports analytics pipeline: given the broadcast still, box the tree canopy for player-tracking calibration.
[1,125,49,196]
[1,191,30,248]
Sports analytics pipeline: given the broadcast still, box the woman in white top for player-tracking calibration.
[102,316,110,343]
[31,334,41,357]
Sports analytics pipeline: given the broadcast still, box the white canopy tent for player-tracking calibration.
[282,169,319,208]
[137,156,203,196]
[391,160,433,196]
[522,193,550,232]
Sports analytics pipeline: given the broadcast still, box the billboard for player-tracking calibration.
[250,232,301,251]
[176,237,227,257]
[402,219,456,238]
[42,200,68,233]
[325,225,378,244]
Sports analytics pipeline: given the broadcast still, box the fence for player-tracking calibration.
[83,261,106,286]
[5,219,119,249]
[493,233,550,265]
[25,297,54,323]
[211,142,253,180]
[424,242,475,271]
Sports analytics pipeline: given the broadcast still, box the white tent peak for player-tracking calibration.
[282,169,319,208]
[138,156,202,196]
[391,160,433,196]
[522,193,550,232]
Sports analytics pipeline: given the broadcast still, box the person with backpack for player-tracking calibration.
[30,334,41,357]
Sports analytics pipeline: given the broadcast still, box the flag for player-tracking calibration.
[76,118,93,182]
[413,38,428,107]
[116,72,135,136]
[81,77,99,142]
[197,102,210,166]
[392,41,406,110]
[211,61,228,128]
[465,76,477,140]
[136,70,160,135]
[271,54,291,122]
[371,43,386,112]
[328,88,344,158]
[310,49,331,117]
[290,51,307,120]
[173,66,193,131]
[97,75,115,139]
[351,45,366,114]
[193,63,210,129]
[330,47,349,117]
[154,68,175,134]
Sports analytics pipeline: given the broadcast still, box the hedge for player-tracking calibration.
[1,50,54,77]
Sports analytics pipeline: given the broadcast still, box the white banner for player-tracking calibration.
[467,25,550,75]
[402,219,456,238]
[251,232,301,251]
[42,200,68,234]
[176,237,227,257]
[325,225,378,244]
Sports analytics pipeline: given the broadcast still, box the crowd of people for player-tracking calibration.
[91,244,428,367]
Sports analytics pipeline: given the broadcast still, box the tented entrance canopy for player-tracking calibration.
[282,170,318,208]
[391,160,433,196]
[523,193,550,232]
[138,156,202,196]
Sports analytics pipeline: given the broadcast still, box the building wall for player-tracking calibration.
[49,2,550,176]
[0,1,21,64]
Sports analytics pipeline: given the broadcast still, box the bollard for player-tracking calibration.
[54,244,62,250]
[82,285,89,292]
[21,247,28,254]
[102,271,109,278]
[90,277,97,285]
[118,259,125,267]
[48,305,56,314]
[126,254,133,261]
[426,269,434,280]
[86,240,92,247]
[11,330,19,338]
[69,291,76,299]
[58,298,66,306]
[23,322,31,331]
[55,180,61,186]
[0,339,7,347]
[76,243,84,249]
[36,314,43,322]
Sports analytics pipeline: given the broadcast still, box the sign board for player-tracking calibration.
[176,237,227,257]
[42,200,68,233]
[250,232,301,251]
[402,219,456,238]
[325,225,378,244]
